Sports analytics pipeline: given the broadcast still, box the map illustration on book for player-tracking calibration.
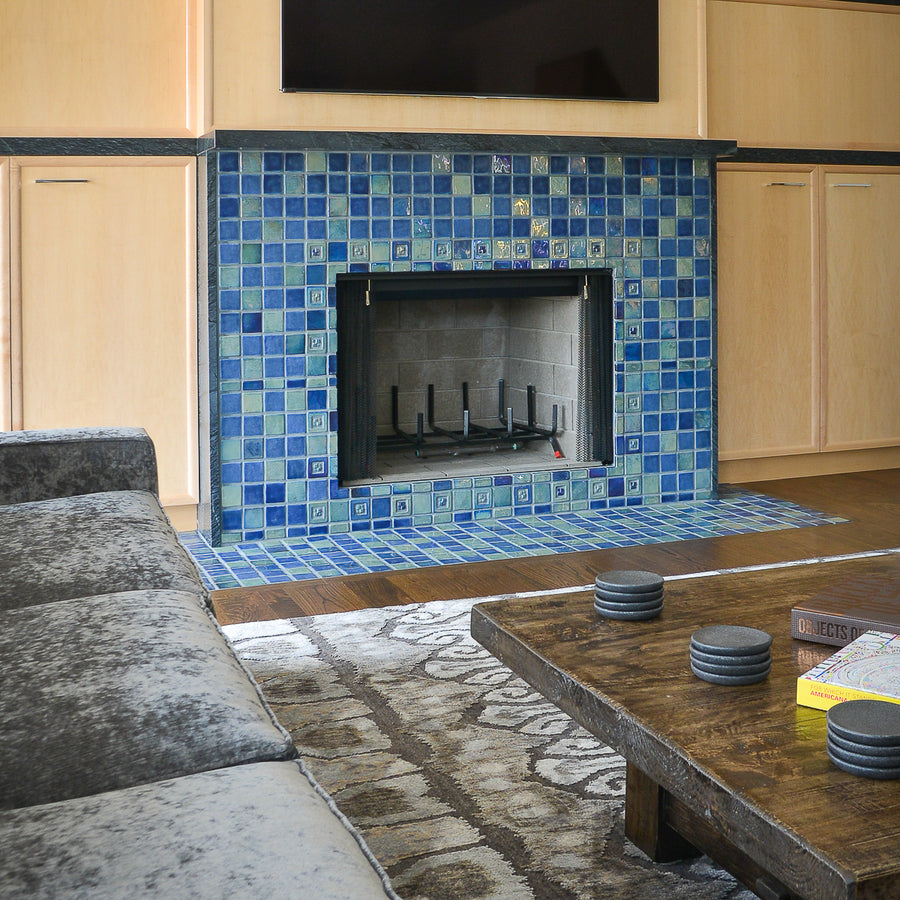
[791,573,900,647]
[797,630,900,711]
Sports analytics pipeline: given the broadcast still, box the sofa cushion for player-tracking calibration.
[0,590,295,809]
[0,427,158,506]
[0,760,399,899]
[0,490,207,612]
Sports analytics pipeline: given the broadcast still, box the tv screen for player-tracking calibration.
[282,0,659,102]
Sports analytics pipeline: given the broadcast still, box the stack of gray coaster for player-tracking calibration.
[594,570,664,621]
[689,625,772,685]
[826,699,900,779]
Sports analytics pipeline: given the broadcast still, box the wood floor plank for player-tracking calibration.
[211,469,900,624]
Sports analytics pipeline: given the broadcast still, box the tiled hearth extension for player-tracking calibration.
[182,487,844,590]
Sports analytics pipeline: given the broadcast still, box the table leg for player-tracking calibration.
[624,761,701,862]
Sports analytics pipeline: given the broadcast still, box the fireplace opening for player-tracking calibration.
[337,269,614,485]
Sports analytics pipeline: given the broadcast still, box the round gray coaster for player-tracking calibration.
[827,745,900,780]
[828,728,900,759]
[595,603,663,621]
[595,585,665,604]
[690,662,770,686]
[827,700,900,748]
[689,654,771,678]
[691,625,773,657]
[689,645,772,668]
[594,593,664,612]
[595,570,664,594]
[826,736,900,769]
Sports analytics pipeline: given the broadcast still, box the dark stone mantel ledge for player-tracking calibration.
[204,129,739,159]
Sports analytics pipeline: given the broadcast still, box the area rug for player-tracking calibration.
[225,598,755,900]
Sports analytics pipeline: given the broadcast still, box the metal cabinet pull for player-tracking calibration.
[766,182,807,187]
[830,183,872,188]
[34,178,91,184]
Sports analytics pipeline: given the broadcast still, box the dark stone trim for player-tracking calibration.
[0,137,199,156]
[727,148,900,166]
[205,130,739,159]
[205,156,222,547]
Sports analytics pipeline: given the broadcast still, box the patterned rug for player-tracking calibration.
[225,598,755,899]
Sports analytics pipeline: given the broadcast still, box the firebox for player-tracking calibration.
[337,268,614,484]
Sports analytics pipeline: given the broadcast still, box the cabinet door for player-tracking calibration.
[1,158,9,431]
[824,171,900,451]
[716,167,818,460]
[14,158,198,525]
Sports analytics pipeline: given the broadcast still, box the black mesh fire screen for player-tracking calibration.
[337,269,613,484]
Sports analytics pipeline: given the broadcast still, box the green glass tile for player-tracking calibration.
[242,359,263,379]
[306,152,326,172]
[242,244,262,264]
[242,393,263,413]
[328,220,348,240]
[265,414,285,435]
[263,311,284,332]
[219,267,240,289]
[263,220,283,240]
[285,173,305,195]
[241,197,262,218]
[371,175,390,194]
[242,153,262,173]
[473,196,491,217]
[219,335,240,357]
[241,290,262,309]
[266,461,285,481]
[452,175,471,195]
[550,176,568,195]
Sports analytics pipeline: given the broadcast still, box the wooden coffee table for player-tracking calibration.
[471,554,900,900]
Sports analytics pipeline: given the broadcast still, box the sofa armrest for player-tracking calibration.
[0,427,159,505]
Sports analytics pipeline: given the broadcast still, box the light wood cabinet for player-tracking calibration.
[707,1,900,151]
[717,164,900,482]
[717,167,819,461]
[4,158,199,529]
[0,0,202,136]
[823,171,900,451]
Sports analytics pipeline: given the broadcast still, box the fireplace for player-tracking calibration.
[337,269,614,484]
[211,141,717,543]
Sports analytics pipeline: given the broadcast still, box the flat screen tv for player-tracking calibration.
[281,0,659,102]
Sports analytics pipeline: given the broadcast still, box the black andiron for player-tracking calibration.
[379,380,563,460]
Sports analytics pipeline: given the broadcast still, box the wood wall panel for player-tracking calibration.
[211,0,705,138]
[823,170,900,450]
[0,159,9,432]
[13,158,199,523]
[0,0,199,136]
[707,0,900,150]
[716,166,819,460]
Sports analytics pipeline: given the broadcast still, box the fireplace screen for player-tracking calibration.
[337,269,613,484]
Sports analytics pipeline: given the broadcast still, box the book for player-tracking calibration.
[796,630,900,711]
[791,574,900,647]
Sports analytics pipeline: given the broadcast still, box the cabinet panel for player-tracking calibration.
[14,159,198,519]
[1,159,9,432]
[0,1,198,136]
[708,1,900,150]
[823,171,900,450]
[717,167,818,459]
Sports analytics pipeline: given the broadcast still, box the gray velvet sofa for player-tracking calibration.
[0,427,398,899]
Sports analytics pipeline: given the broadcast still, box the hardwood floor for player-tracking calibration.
[211,468,900,625]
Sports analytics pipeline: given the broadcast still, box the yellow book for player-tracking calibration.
[796,630,900,712]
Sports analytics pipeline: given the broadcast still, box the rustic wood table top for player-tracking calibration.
[471,553,900,900]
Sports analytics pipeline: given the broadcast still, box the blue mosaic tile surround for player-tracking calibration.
[215,147,714,543]
[182,488,845,590]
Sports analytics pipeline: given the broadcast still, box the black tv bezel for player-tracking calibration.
[280,0,659,104]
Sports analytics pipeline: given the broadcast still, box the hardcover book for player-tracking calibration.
[796,630,900,711]
[791,574,900,647]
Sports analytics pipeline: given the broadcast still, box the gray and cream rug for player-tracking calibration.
[225,598,755,899]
